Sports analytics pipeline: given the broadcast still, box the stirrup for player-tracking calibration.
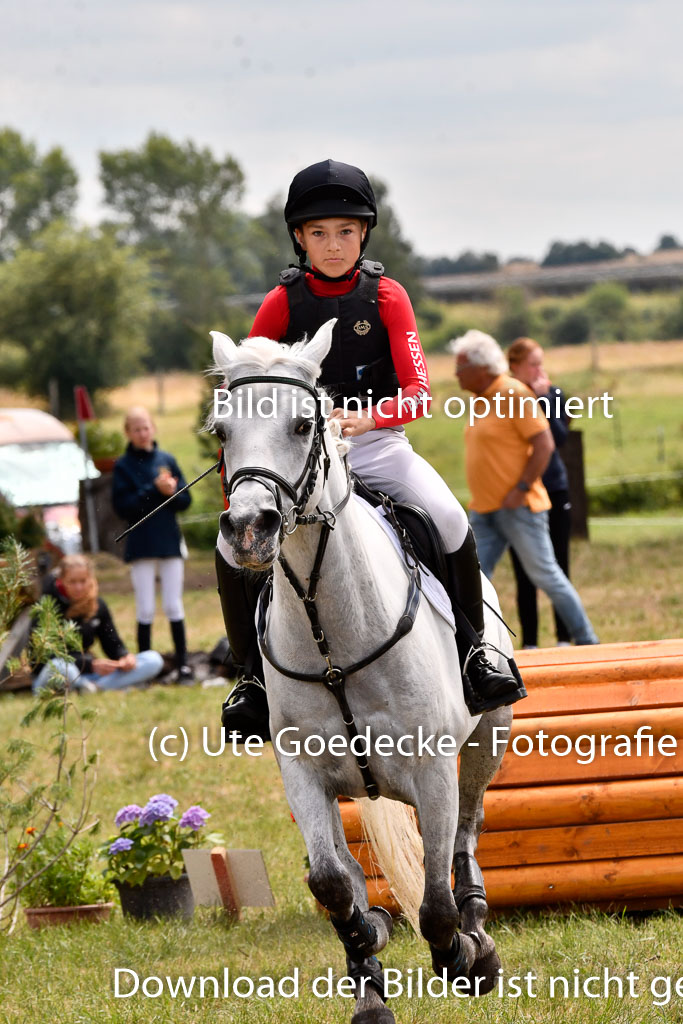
[461,645,527,715]
[224,674,266,705]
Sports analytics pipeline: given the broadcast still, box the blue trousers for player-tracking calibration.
[32,650,164,694]
[469,506,598,645]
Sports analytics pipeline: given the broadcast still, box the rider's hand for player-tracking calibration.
[117,653,137,672]
[330,409,376,438]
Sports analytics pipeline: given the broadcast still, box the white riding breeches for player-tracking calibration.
[348,427,469,553]
[129,557,185,624]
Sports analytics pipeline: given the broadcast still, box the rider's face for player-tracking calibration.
[295,218,367,277]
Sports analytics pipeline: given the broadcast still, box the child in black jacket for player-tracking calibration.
[112,406,193,681]
[32,555,163,693]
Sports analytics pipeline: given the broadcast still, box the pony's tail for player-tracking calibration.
[356,796,424,934]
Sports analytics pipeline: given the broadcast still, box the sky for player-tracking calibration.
[3,0,682,261]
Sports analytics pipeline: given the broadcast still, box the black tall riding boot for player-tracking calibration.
[137,622,151,653]
[446,528,527,715]
[170,619,193,682]
[215,548,270,742]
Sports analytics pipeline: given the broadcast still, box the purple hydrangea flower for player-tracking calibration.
[178,805,210,831]
[109,837,134,855]
[148,794,178,808]
[114,804,143,827]
[139,797,176,827]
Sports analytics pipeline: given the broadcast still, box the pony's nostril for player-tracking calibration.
[219,510,235,542]
[255,508,282,537]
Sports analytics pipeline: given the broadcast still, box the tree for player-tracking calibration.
[365,177,422,302]
[541,239,626,266]
[419,251,499,276]
[656,234,681,252]
[0,128,77,260]
[0,222,152,413]
[495,287,538,345]
[583,282,631,341]
[100,134,249,369]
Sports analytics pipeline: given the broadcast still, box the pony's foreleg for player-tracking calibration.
[330,803,395,1024]
[454,705,512,994]
[282,763,390,962]
[414,777,478,980]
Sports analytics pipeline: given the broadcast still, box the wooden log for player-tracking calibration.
[515,638,683,668]
[516,657,683,696]
[482,776,683,830]
[491,706,683,787]
[340,777,683,835]
[477,818,683,867]
[513,676,683,718]
[484,853,683,907]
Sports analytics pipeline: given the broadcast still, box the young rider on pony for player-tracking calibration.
[217,159,525,740]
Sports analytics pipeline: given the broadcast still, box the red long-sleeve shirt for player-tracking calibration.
[249,270,431,428]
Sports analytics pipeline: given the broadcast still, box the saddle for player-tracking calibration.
[352,475,448,588]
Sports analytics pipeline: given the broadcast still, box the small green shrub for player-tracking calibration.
[18,834,113,908]
[552,309,592,346]
[588,474,683,515]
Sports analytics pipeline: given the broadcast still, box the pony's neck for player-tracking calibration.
[276,436,388,631]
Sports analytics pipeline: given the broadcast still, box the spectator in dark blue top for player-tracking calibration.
[112,407,193,680]
[507,338,572,648]
[32,555,163,693]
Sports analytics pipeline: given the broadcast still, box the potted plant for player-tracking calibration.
[77,422,124,472]
[19,833,114,929]
[102,794,223,920]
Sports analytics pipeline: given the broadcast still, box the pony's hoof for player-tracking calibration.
[351,1009,396,1024]
[468,948,502,996]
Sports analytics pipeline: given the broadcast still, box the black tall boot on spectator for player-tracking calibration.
[137,622,151,653]
[170,618,193,683]
[215,549,270,741]
[446,529,527,715]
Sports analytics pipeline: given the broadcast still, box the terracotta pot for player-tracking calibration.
[115,874,194,921]
[93,456,117,472]
[24,902,114,929]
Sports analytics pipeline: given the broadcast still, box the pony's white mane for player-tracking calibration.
[211,335,322,383]
[207,334,351,458]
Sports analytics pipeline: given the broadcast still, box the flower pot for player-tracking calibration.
[24,902,113,929]
[115,874,194,921]
[93,456,117,472]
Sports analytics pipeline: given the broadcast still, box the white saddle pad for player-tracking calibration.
[354,495,455,631]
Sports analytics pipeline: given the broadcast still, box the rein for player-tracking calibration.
[221,374,423,800]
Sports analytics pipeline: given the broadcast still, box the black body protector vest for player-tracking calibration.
[279,260,399,407]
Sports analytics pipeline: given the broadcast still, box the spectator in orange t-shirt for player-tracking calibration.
[451,330,597,646]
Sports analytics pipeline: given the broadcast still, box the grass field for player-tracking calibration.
[1,677,682,1024]
[1,340,682,1023]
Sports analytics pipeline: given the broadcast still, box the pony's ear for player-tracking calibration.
[210,330,238,368]
[302,318,336,372]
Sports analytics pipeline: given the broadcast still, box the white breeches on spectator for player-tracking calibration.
[129,558,185,624]
[216,425,469,565]
[348,427,469,553]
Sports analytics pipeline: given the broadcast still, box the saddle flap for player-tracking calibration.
[352,475,448,587]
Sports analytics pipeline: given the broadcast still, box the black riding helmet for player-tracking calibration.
[284,159,378,268]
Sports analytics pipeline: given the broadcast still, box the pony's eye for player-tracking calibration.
[295,420,313,436]
[213,425,226,443]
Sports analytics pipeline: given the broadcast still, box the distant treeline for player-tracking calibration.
[419,235,682,276]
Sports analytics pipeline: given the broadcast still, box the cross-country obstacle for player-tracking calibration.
[340,639,683,913]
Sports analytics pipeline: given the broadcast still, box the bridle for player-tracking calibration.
[220,373,421,801]
[219,374,353,534]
